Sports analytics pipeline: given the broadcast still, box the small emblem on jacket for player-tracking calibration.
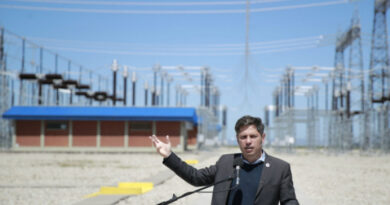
[266,163,270,167]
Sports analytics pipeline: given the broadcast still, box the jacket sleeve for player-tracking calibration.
[163,152,217,186]
[280,164,299,205]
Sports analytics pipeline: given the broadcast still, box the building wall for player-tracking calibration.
[72,121,97,147]
[187,126,197,145]
[15,120,41,146]
[44,121,69,147]
[100,121,124,147]
[14,119,195,149]
[128,121,153,147]
[156,121,181,147]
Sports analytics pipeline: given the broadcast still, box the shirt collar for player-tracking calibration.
[241,150,266,165]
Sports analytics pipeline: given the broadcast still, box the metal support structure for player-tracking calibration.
[328,10,365,151]
[152,64,160,106]
[111,59,118,106]
[123,65,128,106]
[167,76,172,107]
[201,69,205,106]
[68,60,73,105]
[144,81,148,106]
[160,72,165,106]
[266,3,389,152]
[0,27,11,148]
[369,0,390,151]
[132,71,136,106]
[19,38,26,105]
[205,71,211,108]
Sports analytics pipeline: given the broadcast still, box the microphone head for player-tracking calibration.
[233,157,244,167]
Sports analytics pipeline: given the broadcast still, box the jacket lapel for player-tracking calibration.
[256,153,272,197]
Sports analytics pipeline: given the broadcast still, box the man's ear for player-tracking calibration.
[261,133,266,143]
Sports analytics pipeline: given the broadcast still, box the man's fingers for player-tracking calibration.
[149,136,156,147]
[149,136,155,143]
[150,135,158,143]
[166,135,171,145]
[150,135,161,147]
[150,135,171,146]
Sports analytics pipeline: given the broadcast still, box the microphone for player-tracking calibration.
[233,158,244,186]
[158,158,245,204]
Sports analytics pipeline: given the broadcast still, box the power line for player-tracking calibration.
[251,35,322,46]
[252,41,320,51]
[0,0,348,14]
[7,0,292,6]
[27,34,328,51]
[43,40,323,56]
[251,0,348,12]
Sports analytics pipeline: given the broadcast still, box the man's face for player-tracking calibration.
[236,124,265,163]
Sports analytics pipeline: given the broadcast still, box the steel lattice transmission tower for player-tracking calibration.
[348,9,366,151]
[0,27,11,148]
[331,9,364,151]
[370,0,390,103]
[331,42,345,150]
[369,0,390,151]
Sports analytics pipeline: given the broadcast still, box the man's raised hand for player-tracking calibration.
[149,135,172,158]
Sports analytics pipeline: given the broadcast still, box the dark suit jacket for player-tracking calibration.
[163,151,299,205]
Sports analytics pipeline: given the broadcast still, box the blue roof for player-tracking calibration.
[2,106,198,123]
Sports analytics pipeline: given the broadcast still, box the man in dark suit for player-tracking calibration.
[150,115,299,205]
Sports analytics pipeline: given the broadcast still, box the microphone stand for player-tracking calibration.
[157,176,234,205]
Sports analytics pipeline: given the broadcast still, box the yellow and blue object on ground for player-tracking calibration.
[85,159,198,198]
[85,182,154,198]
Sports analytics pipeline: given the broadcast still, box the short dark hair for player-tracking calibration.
[235,115,264,135]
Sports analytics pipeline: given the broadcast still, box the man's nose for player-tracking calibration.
[245,137,251,144]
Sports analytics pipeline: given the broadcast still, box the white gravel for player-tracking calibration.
[1,148,390,205]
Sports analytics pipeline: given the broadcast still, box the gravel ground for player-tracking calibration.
[1,148,390,205]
